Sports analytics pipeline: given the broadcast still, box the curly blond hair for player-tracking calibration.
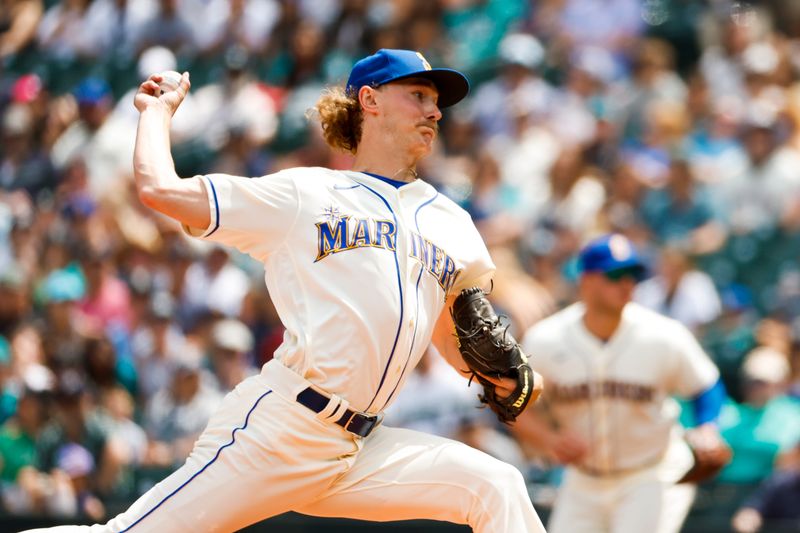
[312,87,363,154]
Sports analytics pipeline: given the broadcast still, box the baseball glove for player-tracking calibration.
[677,429,732,484]
[451,287,536,424]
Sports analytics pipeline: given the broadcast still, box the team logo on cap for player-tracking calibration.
[416,52,432,71]
[608,234,632,260]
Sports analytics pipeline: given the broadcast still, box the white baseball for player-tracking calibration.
[156,70,182,96]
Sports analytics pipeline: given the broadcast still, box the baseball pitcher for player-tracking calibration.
[22,50,544,533]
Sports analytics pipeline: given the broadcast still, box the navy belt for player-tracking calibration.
[296,387,382,438]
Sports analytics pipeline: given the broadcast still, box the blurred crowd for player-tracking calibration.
[2,0,800,530]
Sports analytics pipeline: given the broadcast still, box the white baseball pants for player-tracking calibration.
[547,464,696,533]
[22,360,544,533]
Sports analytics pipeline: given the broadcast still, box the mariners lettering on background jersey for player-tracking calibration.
[315,211,397,262]
[409,231,461,294]
[550,381,654,403]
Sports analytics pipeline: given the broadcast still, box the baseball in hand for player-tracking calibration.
[155,70,182,96]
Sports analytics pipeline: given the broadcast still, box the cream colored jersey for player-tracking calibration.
[522,302,719,474]
[184,168,494,413]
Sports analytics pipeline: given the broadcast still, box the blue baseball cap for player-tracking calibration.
[578,234,649,281]
[73,78,111,106]
[346,49,469,108]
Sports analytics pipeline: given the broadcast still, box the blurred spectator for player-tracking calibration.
[195,0,279,56]
[102,386,144,464]
[553,0,644,56]
[471,32,553,142]
[611,38,687,142]
[638,158,727,255]
[208,318,256,393]
[0,266,31,336]
[8,325,48,388]
[634,247,722,331]
[36,371,129,509]
[0,0,43,60]
[75,246,132,335]
[52,442,104,519]
[462,149,525,247]
[142,354,221,466]
[39,274,87,375]
[0,336,14,424]
[132,0,194,57]
[717,111,800,235]
[131,291,188,400]
[35,0,98,60]
[534,146,606,243]
[700,286,758,399]
[88,0,157,61]
[191,46,279,161]
[180,246,251,325]
[325,0,369,58]
[685,80,750,190]
[717,347,800,484]
[83,334,136,398]
[731,467,800,533]
[0,103,56,198]
[50,77,134,199]
[699,12,766,106]
[98,385,146,499]
[546,45,613,148]
[621,99,692,189]
[442,0,527,71]
[0,375,78,518]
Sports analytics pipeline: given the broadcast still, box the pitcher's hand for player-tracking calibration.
[134,72,191,116]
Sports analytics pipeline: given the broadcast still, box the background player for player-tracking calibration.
[516,233,728,533]
[22,49,544,532]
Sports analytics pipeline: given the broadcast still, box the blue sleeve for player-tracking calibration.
[692,378,726,425]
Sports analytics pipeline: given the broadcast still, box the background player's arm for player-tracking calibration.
[513,404,588,465]
[133,73,210,230]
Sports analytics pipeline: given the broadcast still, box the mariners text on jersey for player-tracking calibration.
[316,214,397,261]
[315,212,461,294]
[549,380,655,403]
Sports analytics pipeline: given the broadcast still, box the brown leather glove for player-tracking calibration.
[451,287,536,423]
[677,426,732,484]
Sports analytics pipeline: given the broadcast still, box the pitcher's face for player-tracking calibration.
[374,78,442,159]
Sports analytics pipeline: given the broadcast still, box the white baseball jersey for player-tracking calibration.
[185,168,495,413]
[522,302,719,475]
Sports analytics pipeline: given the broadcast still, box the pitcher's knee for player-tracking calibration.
[462,459,528,509]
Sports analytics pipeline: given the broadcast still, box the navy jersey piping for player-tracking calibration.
[351,180,405,412]
[119,390,273,532]
[380,192,439,410]
[206,177,221,236]
[361,172,409,189]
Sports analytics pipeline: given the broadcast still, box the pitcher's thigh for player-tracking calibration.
[297,426,545,533]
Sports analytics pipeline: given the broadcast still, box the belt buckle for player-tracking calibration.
[344,411,383,438]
